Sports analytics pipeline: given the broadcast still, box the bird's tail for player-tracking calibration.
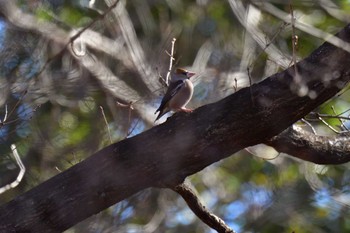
[154,108,168,122]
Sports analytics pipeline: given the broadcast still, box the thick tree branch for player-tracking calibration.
[1,24,350,232]
[172,183,235,233]
[266,125,350,164]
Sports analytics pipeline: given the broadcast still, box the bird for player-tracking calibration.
[155,68,195,121]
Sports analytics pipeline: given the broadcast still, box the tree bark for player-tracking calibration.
[267,125,350,164]
[173,183,235,233]
[1,24,350,233]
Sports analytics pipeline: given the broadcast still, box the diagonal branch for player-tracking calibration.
[172,183,235,233]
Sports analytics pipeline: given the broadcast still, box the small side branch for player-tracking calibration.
[317,115,340,133]
[165,38,177,86]
[266,125,350,164]
[171,183,235,233]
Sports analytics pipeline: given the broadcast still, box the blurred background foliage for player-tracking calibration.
[0,0,350,232]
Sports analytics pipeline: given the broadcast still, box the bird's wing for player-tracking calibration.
[155,80,185,112]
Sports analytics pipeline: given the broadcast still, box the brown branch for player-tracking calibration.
[266,125,350,165]
[0,24,350,232]
[172,183,235,233]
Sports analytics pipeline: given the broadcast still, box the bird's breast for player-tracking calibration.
[168,79,194,109]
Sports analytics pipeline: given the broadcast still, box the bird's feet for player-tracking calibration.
[179,107,193,113]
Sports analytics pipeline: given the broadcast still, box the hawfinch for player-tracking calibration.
[155,68,195,121]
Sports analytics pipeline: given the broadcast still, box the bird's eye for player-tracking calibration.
[182,71,187,75]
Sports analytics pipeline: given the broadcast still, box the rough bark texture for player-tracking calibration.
[267,125,350,164]
[1,25,350,233]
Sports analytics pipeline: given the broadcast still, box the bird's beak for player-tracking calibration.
[186,72,196,78]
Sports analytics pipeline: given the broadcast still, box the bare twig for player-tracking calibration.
[336,108,350,117]
[0,91,32,130]
[289,3,301,86]
[116,101,134,110]
[318,116,340,133]
[165,38,177,86]
[0,105,8,128]
[301,118,317,134]
[3,105,8,123]
[0,144,26,194]
[172,183,235,233]
[233,78,238,92]
[307,112,350,121]
[331,106,348,130]
[126,118,140,138]
[55,166,62,173]
[0,104,41,128]
[156,67,167,86]
[248,21,288,70]
[5,91,27,124]
[290,3,298,65]
[100,106,112,144]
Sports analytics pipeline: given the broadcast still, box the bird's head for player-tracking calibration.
[173,68,196,81]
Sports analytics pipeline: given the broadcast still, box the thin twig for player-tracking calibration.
[156,67,167,87]
[336,108,350,117]
[125,102,136,138]
[3,104,8,123]
[0,92,33,131]
[289,2,301,84]
[0,104,8,127]
[307,112,350,121]
[248,21,288,70]
[116,101,134,110]
[165,38,177,86]
[172,183,235,233]
[0,104,41,127]
[126,118,140,138]
[233,78,238,92]
[318,116,339,134]
[0,144,26,194]
[290,3,298,65]
[331,106,348,130]
[301,118,317,134]
[5,91,27,123]
[100,106,112,144]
